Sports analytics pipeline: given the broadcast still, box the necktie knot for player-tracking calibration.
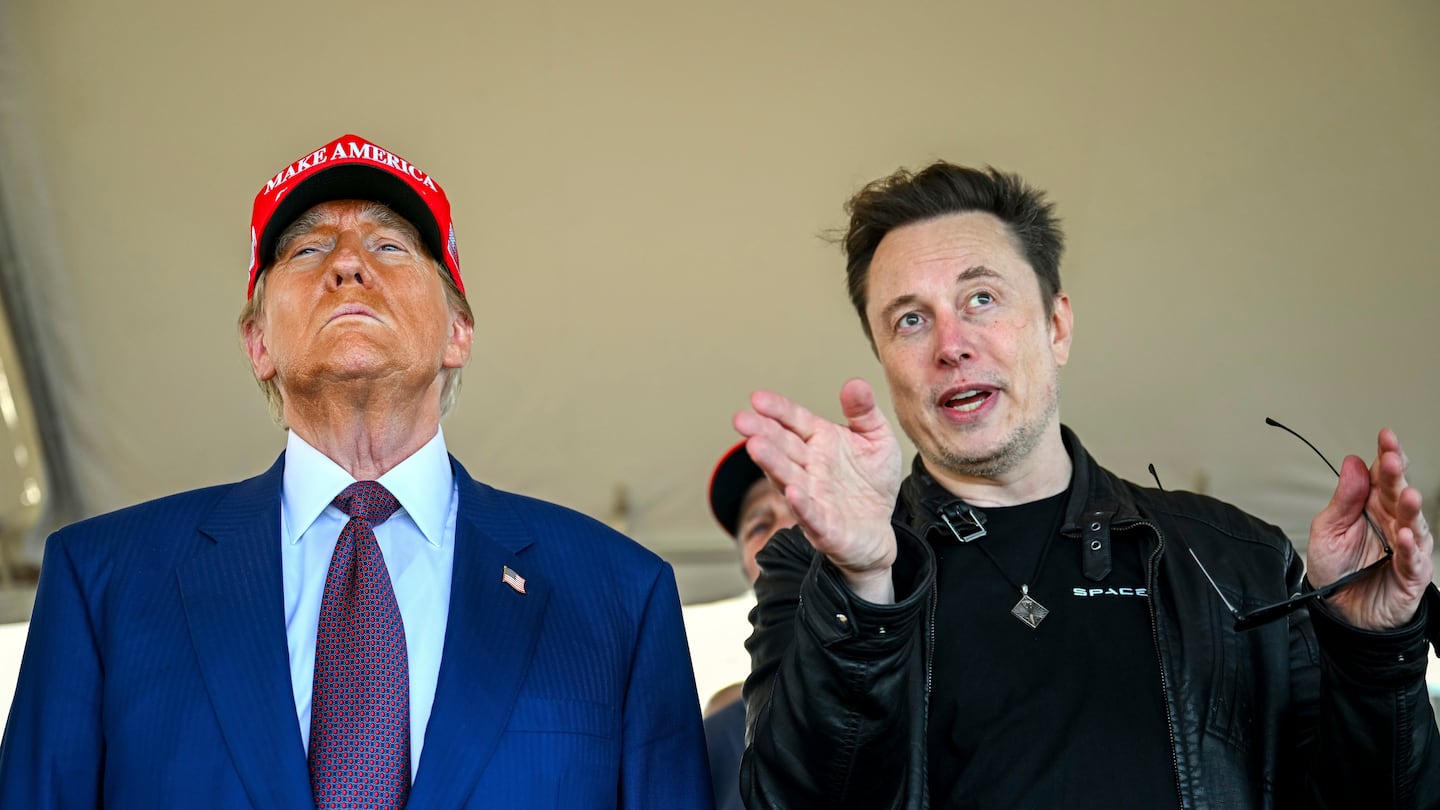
[332,480,401,527]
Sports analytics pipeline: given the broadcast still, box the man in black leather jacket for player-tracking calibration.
[733,163,1440,809]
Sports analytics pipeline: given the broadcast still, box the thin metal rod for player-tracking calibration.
[1265,417,1391,553]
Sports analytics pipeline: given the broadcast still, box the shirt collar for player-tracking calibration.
[282,428,454,548]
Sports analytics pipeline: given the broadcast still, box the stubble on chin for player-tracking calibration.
[920,378,1061,480]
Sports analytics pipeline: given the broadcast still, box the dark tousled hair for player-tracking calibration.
[842,163,1064,343]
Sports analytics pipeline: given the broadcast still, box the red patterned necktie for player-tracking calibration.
[309,480,410,810]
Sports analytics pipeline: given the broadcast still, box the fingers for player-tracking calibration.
[746,437,805,490]
[783,484,822,536]
[1392,523,1436,586]
[749,389,822,442]
[1362,429,1433,587]
[1363,429,1427,545]
[1406,488,1433,554]
[1313,454,1371,537]
[1388,484,1433,566]
[733,389,835,491]
[733,411,808,488]
[1400,487,1432,550]
[1377,427,1408,468]
[838,378,887,435]
[732,378,895,505]
[1369,429,1411,512]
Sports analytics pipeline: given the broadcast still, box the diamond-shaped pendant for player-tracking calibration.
[1011,593,1049,629]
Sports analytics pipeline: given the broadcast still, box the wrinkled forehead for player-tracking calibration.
[875,212,1026,277]
[273,200,426,258]
[867,213,1041,307]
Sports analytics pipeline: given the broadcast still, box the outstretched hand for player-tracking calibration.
[733,379,904,603]
[1307,429,1434,631]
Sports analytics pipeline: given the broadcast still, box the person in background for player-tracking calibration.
[0,133,712,809]
[703,440,796,810]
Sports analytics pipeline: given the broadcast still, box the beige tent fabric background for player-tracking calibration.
[0,0,1436,605]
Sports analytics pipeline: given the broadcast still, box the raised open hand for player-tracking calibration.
[734,378,903,602]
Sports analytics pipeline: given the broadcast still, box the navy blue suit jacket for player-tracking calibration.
[0,454,713,808]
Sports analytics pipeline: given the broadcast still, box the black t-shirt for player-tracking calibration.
[924,487,1177,808]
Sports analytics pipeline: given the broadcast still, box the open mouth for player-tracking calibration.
[942,389,992,413]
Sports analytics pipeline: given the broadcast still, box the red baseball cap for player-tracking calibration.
[708,440,767,539]
[246,134,463,299]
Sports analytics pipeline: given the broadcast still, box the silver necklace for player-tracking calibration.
[940,501,1064,629]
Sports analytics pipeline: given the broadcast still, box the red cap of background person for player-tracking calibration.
[246,134,464,299]
[708,441,767,539]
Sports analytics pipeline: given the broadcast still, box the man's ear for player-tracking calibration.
[443,310,474,370]
[242,317,276,381]
[1050,293,1073,367]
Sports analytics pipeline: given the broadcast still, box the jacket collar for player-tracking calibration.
[184,454,313,808]
[182,453,554,810]
[896,424,1146,540]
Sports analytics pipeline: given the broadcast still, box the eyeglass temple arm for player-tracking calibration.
[1188,548,1241,617]
[1153,421,1396,630]
[1265,418,1391,553]
[1149,463,1243,619]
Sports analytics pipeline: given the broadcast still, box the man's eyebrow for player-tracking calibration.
[272,204,421,262]
[358,202,421,238]
[273,209,331,261]
[956,265,1002,284]
[878,294,923,325]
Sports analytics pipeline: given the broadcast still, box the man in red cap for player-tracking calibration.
[701,441,798,810]
[709,441,798,588]
[0,134,713,809]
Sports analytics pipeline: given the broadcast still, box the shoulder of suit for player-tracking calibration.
[457,476,668,570]
[52,478,253,544]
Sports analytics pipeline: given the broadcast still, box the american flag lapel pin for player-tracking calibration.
[502,565,527,595]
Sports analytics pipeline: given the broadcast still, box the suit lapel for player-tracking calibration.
[179,454,314,809]
[407,458,552,809]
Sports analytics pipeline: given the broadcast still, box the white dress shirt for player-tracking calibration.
[280,428,457,779]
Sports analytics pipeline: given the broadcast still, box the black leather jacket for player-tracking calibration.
[741,427,1440,809]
